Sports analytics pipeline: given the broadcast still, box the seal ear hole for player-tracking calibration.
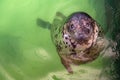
[65,42,68,44]
[65,36,68,40]
[65,46,67,48]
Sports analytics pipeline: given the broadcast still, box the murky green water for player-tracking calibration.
[0,0,119,80]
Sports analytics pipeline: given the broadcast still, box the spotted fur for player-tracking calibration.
[51,12,106,73]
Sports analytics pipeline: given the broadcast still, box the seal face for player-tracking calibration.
[63,12,98,52]
[51,12,106,73]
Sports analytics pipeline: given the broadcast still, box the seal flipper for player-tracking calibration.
[60,55,73,73]
[36,18,51,30]
[56,12,67,19]
[36,12,66,30]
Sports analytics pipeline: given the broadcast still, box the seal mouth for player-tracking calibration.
[74,32,90,41]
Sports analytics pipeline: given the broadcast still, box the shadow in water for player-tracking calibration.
[0,34,23,65]
[0,34,26,80]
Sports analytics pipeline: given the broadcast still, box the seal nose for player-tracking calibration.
[76,32,87,41]
[78,34,85,40]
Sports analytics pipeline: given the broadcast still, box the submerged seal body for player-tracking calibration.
[37,12,106,73]
[51,12,105,73]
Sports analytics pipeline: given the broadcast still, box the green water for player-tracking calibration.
[0,0,109,80]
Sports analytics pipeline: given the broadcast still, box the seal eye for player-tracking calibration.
[69,24,75,30]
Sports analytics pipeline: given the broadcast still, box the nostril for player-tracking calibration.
[78,34,85,40]
[75,32,87,40]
